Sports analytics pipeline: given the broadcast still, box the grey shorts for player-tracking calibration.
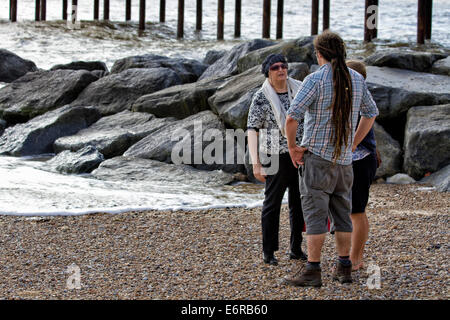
[299,152,353,235]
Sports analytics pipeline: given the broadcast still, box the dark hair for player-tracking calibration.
[346,60,367,79]
[261,54,288,77]
[314,31,353,162]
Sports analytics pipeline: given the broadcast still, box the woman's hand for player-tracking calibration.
[252,163,267,183]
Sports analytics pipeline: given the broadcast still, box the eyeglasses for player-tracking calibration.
[269,63,288,71]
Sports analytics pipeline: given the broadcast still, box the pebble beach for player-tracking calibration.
[0,183,448,300]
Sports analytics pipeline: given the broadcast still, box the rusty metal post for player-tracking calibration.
[196,0,202,31]
[218,0,224,40]
[276,0,283,39]
[126,0,132,21]
[323,0,330,31]
[364,0,379,42]
[160,0,166,23]
[235,0,241,38]
[263,0,270,38]
[104,0,110,21]
[311,0,319,35]
[139,0,146,30]
[178,0,185,38]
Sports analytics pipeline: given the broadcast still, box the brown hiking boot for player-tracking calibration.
[283,266,322,288]
[332,262,353,284]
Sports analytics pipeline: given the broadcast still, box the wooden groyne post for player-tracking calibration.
[35,0,41,21]
[262,0,270,38]
[311,0,319,35]
[9,0,17,22]
[126,0,132,22]
[160,0,166,23]
[41,0,46,21]
[139,0,146,31]
[104,0,110,21]
[323,0,330,31]
[276,0,283,39]
[94,0,99,20]
[178,0,185,39]
[196,0,202,31]
[425,0,432,39]
[235,0,242,38]
[62,0,67,20]
[218,0,224,40]
[418,0,433,44]
[364,0,378,42]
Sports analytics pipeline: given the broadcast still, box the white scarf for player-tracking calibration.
[262,77,302,137]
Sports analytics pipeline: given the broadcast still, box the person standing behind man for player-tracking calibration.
[283,31,378,287]
[346,60,381,271]
[247,54,307,266]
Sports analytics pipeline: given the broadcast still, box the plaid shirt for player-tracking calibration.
[287,63,378,165]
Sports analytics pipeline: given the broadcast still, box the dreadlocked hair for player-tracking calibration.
[314,31,353,162]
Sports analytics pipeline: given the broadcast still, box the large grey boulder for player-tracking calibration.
[0,118,5,136]
[386,173,416,185]
[0,105,101,156]
[403,104,450,180]
[124,110,224,162]
[199,39,275,81]
[70,67,182,116]
[54,110,174,158]
[373,122,403,178]
[365,50,446,72]
[288,62,310,82]
[111,54,207,84]
[0,49,38,83]
[208,66,265,129]
[50,61,108,73]
[47,145,104,174]
[421,164,450,192]
[431,56,450,76]
[0,70,98,124]
[366,66,450,121]
[124,111,245,173]
[208,63,310,130]
[203,49,228,65]
[131,76,230,119]
[236,37,315,74]
[92,156,235,187]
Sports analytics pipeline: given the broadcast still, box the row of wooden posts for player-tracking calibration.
[9,0,433,44]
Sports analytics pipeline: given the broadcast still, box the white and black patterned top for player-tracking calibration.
[247,88,304,155]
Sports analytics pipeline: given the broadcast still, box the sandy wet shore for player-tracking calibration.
[0,183,448,300]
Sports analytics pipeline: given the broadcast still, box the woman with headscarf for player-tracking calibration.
[247,54,306,266]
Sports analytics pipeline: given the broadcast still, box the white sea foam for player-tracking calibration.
[0,156,268,216]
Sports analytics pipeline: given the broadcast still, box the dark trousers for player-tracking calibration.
[262,153,304,255]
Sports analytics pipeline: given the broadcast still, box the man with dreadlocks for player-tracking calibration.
[283,31,378,287]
